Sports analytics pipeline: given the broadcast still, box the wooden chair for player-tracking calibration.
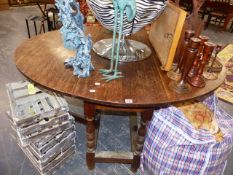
[198,2,211,20]
[204,0,230,31]
[25,15,47,38]
[46,7,59,31]
[178,0,209,19]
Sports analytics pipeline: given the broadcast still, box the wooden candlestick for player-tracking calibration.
[188,42,216,87]
[169,37,201,94]
[203,44,222,80]
[188,35,209,77]
[167,30,195,81]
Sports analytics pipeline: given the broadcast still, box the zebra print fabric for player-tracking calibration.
[86,0,168,36]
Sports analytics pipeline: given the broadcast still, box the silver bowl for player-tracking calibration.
[86,0,167,62]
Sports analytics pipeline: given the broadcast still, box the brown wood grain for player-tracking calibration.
[0,1,9,11]
[14,26,225,108]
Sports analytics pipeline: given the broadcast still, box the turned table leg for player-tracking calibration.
[84,102,96,170]
[131,110,153,172]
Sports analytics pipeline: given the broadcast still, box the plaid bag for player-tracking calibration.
[140,94,233,175]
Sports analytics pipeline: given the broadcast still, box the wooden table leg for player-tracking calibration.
[84,102,96,170]
[131,110,153,172]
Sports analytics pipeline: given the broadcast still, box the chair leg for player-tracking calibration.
[201,13,205,20]
[53,13,56,30]
[215,18,220,32]
[42,21,45,33]
[33,21,37,35]
[25,18,31,38]
[46,11,52,31]
[205,15,211,29]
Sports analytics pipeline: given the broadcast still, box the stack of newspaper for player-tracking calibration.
[6,81,76,175]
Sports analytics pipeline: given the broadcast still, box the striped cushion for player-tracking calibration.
[86,0,167,36]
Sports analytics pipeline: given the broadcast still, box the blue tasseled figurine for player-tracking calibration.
[56,0,94,78]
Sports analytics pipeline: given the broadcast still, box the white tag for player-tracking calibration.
[95,82,100,86]
[125,99,133,103]
[89,89,96,93]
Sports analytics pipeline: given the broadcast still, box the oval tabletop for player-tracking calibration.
[14,26,225,108]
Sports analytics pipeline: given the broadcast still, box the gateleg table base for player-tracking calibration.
[83,102,154,172]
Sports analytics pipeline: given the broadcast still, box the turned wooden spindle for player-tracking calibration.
[132,110,153,172]
[84,103,97,170]
[167,30,195,81]
[169,37,201,94]
[177,30,196,72]
[188,41,216,87]
[188,35,209,77]
[180,38,201,83]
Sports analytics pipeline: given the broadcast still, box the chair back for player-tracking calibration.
[205,0,231,13]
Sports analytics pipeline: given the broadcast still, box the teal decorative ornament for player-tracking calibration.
[56,0,94,78]
[99,0,137,81]
[87,0,167,81]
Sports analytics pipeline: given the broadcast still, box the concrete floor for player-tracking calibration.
[0,5,233,175]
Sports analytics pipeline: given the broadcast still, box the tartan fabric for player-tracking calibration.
[140,94,233,175]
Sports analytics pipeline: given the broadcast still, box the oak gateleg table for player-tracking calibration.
[14,26,225,172]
